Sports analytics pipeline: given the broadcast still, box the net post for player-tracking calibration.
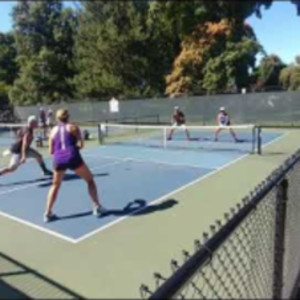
[98,123,106,144]
[251,125,257,154]
[97,124,102,144]
[163,127,167,148]
[272,178,288,300]
[257,126,262,154]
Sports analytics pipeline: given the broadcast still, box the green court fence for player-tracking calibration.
[0,103,18,123]
[12,91,300,126]
[140,149,300,299]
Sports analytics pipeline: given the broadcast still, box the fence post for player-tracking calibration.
[273,178,288,300]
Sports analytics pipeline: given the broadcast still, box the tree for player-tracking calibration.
[279,56,300,91]
[0,33,18,85]
[254,55,286,90]
[165,20,261,95]
[0,32,18,105]
[9,0,77,105]
[73,1,148,98]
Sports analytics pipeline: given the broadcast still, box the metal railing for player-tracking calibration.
[140,149,300,299]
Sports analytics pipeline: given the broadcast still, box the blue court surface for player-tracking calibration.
[0,131,282,243]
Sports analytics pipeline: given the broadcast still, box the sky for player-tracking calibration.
[0,1,299,66]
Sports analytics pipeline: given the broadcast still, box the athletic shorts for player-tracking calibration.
[9,148,41,169]
[53,153,84,171]
[171,123,187,129]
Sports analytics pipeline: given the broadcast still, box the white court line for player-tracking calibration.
[75,131,289,243]
[84,153,209,170]
[0,210,77,243]
[0,160,128,243]
[0,131,288,244]
[0,159,125,196]
[260,131,290,150]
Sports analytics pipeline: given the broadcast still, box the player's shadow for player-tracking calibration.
[105,198,179,217]
[0,177,51,187]
[51,211,93,221]
[48,199,178,222]
[0,173,109,188]
[260,151,287,156]
[38,172,109,187]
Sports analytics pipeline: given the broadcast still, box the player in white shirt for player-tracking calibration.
[214,107,238,142]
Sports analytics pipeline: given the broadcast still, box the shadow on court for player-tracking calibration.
[51,210,93,221]
[260,151,287,156]
[0,252,83,299]
[106,198,178,217]
[0,280,29,299]
[0,177,51,187]
[0,173,109,188]
[46,199,178,222]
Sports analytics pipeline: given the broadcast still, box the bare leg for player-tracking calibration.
[185,129,191,140]
[230,129,238,141]
[29,149,52,175]
[0,165,17,176]
[0,155,19,176]
[74,163,101,208]
[167,128,175,140]
[214,128,222,141]
[45,170,65,217]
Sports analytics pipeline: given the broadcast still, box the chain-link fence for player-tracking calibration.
[12,91,300,126]
[140,149,300,299]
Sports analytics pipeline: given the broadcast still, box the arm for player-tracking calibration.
[49,135,54,155]
[70,124,84,149]
[48,127,57,155]
[171,114,174,124]
[227,114,231,125]
[77,127,84,149]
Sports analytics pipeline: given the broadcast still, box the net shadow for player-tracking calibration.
[0,252,84,299]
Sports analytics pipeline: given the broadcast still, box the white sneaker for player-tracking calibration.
[93,205,108,217]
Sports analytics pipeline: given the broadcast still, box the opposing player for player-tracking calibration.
[44,109,107,222]
[39,107,47,139]
[0,116,53,177]
[167,106,191,141]
[214,107,238,142]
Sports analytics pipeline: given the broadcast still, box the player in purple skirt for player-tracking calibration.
[44,109,107,222]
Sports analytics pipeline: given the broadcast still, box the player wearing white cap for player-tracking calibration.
[214,107,238,142]
[167,106,191,141]
[0,116,53,176]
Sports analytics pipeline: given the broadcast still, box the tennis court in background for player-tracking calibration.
[0,125,283,243]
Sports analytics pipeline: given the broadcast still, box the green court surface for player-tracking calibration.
[0,128,300,298]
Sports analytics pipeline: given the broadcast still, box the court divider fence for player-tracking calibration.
[12,91,300,126]
[140,148,300,299]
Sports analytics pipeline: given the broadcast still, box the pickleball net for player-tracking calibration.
[98,123,261,154]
